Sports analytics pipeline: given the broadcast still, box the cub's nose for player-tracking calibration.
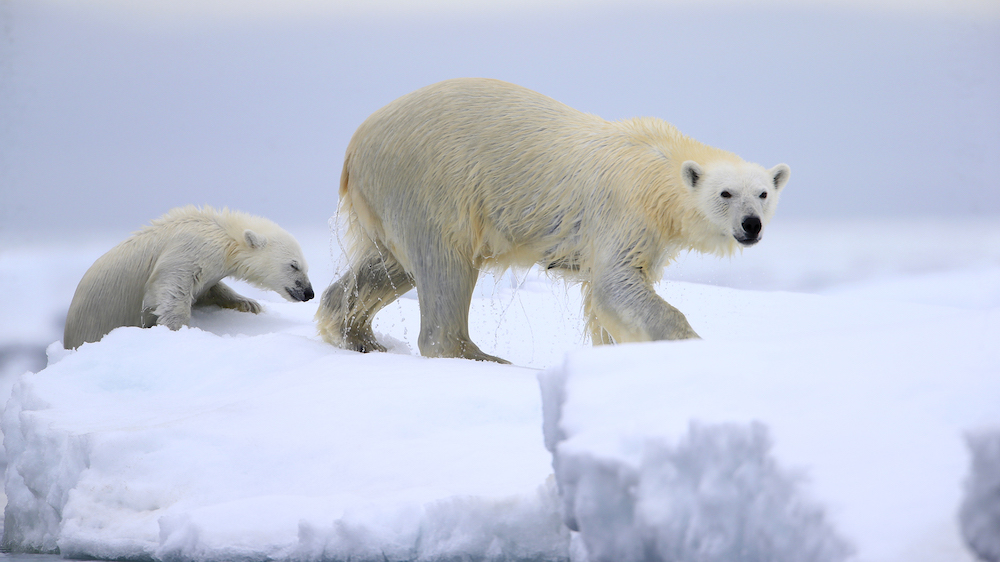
[296,279,315,302]
[287,280,315,302]
[742,216,762,239]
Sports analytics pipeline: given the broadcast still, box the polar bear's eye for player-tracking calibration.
[720,191,732,199]
[290,263,300,272]
[759,192,768,199]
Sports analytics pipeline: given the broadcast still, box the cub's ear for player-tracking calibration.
[681,161,703,191]
[244,229,268,249]
[770,164,791,191]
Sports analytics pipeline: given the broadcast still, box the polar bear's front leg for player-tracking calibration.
[143,264,201,331]
[586,265,700,344]
[196,281,262,313]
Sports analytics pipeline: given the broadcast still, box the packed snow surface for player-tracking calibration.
[5,329,566,561]
[540,290,999,561]
[1,220,999,561]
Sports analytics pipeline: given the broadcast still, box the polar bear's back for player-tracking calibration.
[341,78,634,269]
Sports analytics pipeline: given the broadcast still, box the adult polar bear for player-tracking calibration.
[64,206,314,349]
[317,78,790,363]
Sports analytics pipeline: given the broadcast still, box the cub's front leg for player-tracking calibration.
[142,264,202,330]
[586,264,699,344]
[196,281,262,313]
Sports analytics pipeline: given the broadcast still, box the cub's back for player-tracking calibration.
[63,233,164,349]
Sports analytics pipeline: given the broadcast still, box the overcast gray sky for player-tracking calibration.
[1,0,998,245]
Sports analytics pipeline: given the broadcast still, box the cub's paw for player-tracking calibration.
[234,298,262,314]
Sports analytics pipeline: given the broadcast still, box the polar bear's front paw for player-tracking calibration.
[233,298,262,314]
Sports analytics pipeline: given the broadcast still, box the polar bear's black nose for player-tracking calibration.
[742,216,762,239]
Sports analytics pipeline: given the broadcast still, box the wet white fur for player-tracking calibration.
[316,78,789,362]
[64,205,313,349]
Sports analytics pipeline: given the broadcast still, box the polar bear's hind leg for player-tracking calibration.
[317,247,414,353]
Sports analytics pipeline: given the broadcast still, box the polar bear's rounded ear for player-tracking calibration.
[770,164,791,191]
[244,229,268,249]
[681,161,703,191]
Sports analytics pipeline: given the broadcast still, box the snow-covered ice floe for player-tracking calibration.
[539,287,1000,562]
[3,264,999,561]
[2,325,568,561]
[960,429,1000,562]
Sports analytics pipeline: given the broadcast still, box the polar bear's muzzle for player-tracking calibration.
[736,216,762,246]
[286,280,315,302]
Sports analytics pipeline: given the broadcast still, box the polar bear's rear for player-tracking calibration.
[317,78,789,362]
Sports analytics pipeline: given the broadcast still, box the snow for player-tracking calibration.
[960,430,1000,561]
[540,289,1000,561]
[5,329,565,561]
[1,219,999,561]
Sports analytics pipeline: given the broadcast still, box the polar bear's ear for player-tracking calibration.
[770,164,791,191]
[681,161,703,191]
[244,229,268,249]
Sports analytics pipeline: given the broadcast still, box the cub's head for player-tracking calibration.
[681,160,790,247]
[240,228,315,302]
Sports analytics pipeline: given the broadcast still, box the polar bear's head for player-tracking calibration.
[240,229,315,302]
[682,160,790,247]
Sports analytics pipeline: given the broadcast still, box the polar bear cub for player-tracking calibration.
[317,78,789,363]
[64,205,314,349]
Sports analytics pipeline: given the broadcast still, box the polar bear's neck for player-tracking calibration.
[614,118,742,259]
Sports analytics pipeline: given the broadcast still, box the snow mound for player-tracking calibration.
[540,289,1000,562]
[2,324,567,560]
[960,429,1000,562]
[552,417,851,562]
